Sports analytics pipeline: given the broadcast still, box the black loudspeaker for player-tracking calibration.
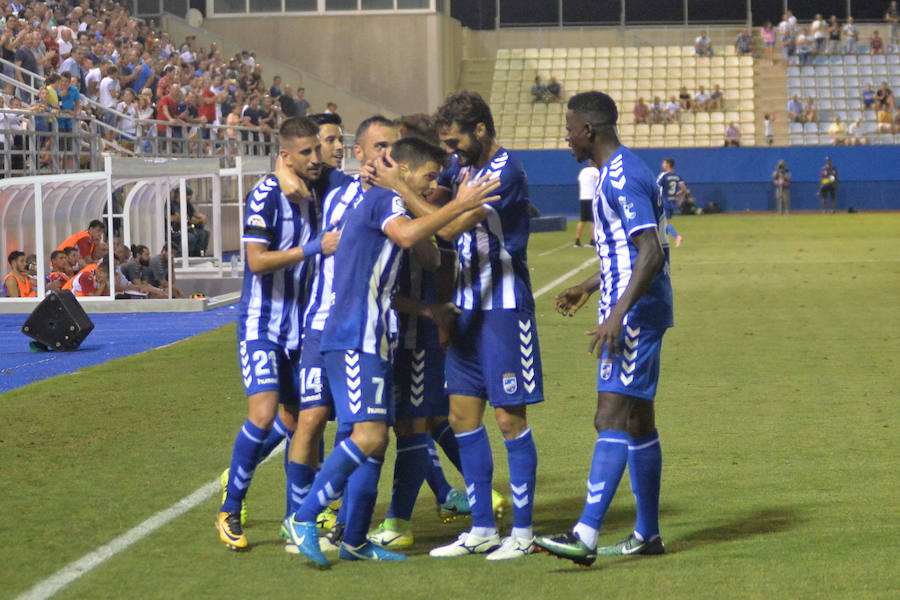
[21,290,95,350]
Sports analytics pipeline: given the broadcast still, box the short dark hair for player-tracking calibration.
[568,91,619,127]
[279,116,319,142]
[8,250,24,265]
[96,256,110,273]
[50,250,63,262]
[390,137,447,171]
[63,246,79,256]
[663,158,675,168]
[395,113,439,145]
[434,91,496,138]
[355,115,395,142]
[88,219,106,231]
[131,244,148,256]
[310,112,342,127]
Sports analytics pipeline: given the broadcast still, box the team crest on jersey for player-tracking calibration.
[502,372,517,394]
[617,195,636,220]
[600,359,613,381]
[247,214,266,229]
[391,195,406,215]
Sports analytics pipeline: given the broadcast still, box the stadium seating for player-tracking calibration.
[492,45,756,149]
[785,53,900,145]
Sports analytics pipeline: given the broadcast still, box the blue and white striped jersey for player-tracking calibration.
[437,149,534,312]
[396,249,440,351]
[319,186,408,360]
[238,175,318,350]
[593,148,674,330]
[302,176,364,334]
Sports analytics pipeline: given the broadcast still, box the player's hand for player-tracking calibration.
[427,301,460,331]
[453,171,501,211]
[554,285,590,317]
[321,230,341,255]
[359,159,377,184]
[586,317,623,358]
[370,154,404,191]
[275,155,311,200]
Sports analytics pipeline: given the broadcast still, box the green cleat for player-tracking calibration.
[596,533,666,556]
[219,468,248,526]
[533,532,597,567]
[437,489,471,523]
[367,519,414,549]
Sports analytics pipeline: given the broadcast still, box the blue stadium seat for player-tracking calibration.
[789,123,803,134]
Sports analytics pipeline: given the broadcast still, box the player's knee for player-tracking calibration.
[494,407,527,440]
[394,418,426,437]
[593,395,632,432]
[247,394,279,429]
[351,421,389,455]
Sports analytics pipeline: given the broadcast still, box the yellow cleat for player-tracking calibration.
[217,511,248,550]
[316,506,339,533]
[219,468,248,526]
[492,489,510,522]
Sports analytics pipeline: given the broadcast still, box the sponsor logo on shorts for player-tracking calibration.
[367,407,387,415]
[600,359,612,381]
[502,372,517,394]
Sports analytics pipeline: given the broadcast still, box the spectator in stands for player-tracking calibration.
[861,84,876,111]
[295,87,310,117]
[546,77,562,102]
[99,64,119,140]
[780,22,795,64]
[875,81,895,111]
[278,84,296,117]
[796,28,812,66]
[828,115,846,145]
[826,15,842,55]
[695,31,713,57]
[772,160,791,214]
[14,31,39,101]
[649,96,665,124]
[156,85,184,151]
[709,84,724,110]
[270,75,282,99]
[678,86,692,110]
[724,122,741,147]
[149,245,183,298]
[871,31,885,55]
[83,59,102,103]
[764,113,774,145]
[843,17,859,54]
[846,117,868,145]
[787,94,804,122]
[136,89,155,140]
[894,107,900,134]
[761,21,776,65]
[803,97,817,123]
[876,105,894,133]
[735,28,754,56]
[665,96,681,123]
[633,97,650,124]
[324,101,338,115]
[169,187,209,257]
[58,220,105,265]
[116,88,138,148]
[47,249,73,291]
[811,15,827,55]
[888,1,900,46]
[531,76,547,103]
[694,85,710,111]
[3,250,36,297]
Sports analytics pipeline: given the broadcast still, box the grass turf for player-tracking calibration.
[2,213,898,599]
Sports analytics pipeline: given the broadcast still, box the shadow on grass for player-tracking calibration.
[670,506,802,553]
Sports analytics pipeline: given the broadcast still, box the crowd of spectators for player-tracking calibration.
[633,83,725,124]
[531,75,562,103]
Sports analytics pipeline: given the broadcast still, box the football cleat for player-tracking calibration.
[533,532,597,567]
[319,521,345,553]
[367,519,414,549]
[340,541,407,561]
[429,531,501,558]
[219,467,248,526]
[485,535,535,561]
[316,506,339,533]
[283,516,330,569]
[281,522,299,555]
[492,489,510,522]
[216,511,247,551]
[596,533,666,556]
[437,489,471,523]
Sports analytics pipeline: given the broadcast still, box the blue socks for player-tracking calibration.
[386,433,429,521]
[456,426,494,529]
[425,437,453,504]
[333,422,353,525]
[432,419,462,473]
[505,428,537,537]
[342,456,384,547]
[222,420,268,514]
[285,460,316,516]
[629,430,662,540]
[574,430,630,548]
[295,438,365,523]
[258,413,288,463]
[666,223,678,238]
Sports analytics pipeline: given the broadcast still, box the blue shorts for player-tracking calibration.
[596,325,665,401]
[238,338,299,404]
[323,350,394,425]
[663,200,678,219]
[298,330,334,411]
[393,346,448,420]
[445,309,544,407]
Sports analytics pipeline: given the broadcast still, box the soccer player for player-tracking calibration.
[282,137,500,567]
[428,91,543,561]
[47,250,73,290]
[575,159,599,247]
[57,220,105,266]
[533,91,673,566]
[3,251,37,297]
[657,158,687,247]
[216,117,340,551]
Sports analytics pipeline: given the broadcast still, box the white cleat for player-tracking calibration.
[486,536,535,561]
[429,532,501,558]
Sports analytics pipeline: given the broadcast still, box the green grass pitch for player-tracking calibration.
[2,213,898,599]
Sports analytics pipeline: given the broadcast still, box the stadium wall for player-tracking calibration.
[200,13,464,118]
[516,146,900,215]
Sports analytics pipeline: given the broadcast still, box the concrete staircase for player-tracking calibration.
[753,62,788,145]
[457,59,494,99]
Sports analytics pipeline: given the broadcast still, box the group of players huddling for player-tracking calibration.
[216,89,674,569]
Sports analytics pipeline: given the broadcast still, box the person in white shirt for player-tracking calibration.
[764,113,774,145]
[98,65,120,139]
[116,88,138,144]
[811,14,827,54]
[796,28,812,66]
[694,85,711,111]
[83,61,101,102]
[574,159,599,247]
[843,17,859,54]
[846,117,867,145]
[665,97,681,123]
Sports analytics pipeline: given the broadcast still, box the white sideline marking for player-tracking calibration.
[532,257,600,300]
[16,444,285,600]
[537,242,574,257]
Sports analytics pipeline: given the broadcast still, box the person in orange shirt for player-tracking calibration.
[3,251,37,297]
[47,250,74,291]
[63,259,109,297]
[57,220,106,266]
